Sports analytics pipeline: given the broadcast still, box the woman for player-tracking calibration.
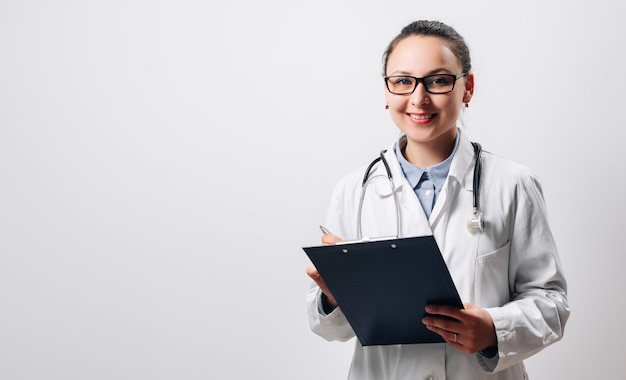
[306,20,569,379]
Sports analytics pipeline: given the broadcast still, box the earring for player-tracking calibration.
[464,103,469,108]
[385,105,389,109]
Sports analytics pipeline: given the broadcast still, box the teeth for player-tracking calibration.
[410,114,433,120]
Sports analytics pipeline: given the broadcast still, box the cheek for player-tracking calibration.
[450,89,466,106]
[436,94,463,112]
[387,95,407,108]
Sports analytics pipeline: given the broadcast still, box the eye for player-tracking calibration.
[392,77,415,86]
[427,75,453,86]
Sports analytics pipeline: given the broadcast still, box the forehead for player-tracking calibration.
[386,35,462,75]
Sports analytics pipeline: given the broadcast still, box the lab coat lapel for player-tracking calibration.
[430,130,476,230]
[380,148,433,237]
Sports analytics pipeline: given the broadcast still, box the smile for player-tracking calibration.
[409,113,435,120]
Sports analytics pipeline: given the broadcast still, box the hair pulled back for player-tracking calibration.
[382,20,472,76]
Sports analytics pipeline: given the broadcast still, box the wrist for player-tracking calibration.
[479,346,498,358]
[321,293,337,313]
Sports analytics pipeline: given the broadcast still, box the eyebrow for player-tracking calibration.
[388,68,454,76]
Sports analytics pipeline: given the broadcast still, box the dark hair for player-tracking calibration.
[382,20,472,76]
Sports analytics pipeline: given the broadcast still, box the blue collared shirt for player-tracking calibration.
[393,133,460,219]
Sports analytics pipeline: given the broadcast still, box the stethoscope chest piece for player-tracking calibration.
[467,207,484,233]
[467,142,484,233]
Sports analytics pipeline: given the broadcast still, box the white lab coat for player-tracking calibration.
[307,129,569,380]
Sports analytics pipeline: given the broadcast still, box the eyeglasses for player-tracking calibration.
[384,73,467,95]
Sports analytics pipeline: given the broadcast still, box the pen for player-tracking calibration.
[319,225,332,235]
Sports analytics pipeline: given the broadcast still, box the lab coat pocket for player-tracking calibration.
[474,241,510,306]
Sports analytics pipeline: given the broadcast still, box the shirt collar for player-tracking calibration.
[393,130,461,190]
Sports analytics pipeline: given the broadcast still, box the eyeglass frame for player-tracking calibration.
[384,72,468,95]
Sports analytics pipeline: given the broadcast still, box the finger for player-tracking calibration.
[426,304,464,317]
[321,234,341,245]
[306,266,337,306]
[452,331,459,344]
[422,315,461,337]
[424,324,461,345]
[306,265,323,283]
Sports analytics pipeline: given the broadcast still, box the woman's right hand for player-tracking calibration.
[306,233,342,310]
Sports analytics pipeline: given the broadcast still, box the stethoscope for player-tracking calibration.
[356,142,484,240]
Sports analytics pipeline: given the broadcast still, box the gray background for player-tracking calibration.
[1,1,624,378]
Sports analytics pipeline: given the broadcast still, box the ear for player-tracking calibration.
[462,73,475,103]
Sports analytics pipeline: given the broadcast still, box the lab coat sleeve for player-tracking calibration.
[482,172,570,373]
[306,284,356,342]
[306,171,361,342]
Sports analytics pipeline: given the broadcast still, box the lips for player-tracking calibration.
[408,113,437,124]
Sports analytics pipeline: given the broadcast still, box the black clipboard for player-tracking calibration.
[303,235,463,346]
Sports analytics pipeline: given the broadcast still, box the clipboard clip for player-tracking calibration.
[336,235,399,246]
[320,226,398,247]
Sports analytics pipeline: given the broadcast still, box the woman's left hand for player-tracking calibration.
[421,302,497,354]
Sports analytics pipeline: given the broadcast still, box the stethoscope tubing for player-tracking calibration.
[357,142,484,239]
[357,150,402,240]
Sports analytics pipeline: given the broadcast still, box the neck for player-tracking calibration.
[402,129,457,168]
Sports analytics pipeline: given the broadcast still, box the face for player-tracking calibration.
[384,35,474,150]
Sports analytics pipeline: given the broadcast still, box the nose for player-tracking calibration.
[410,81,430,106]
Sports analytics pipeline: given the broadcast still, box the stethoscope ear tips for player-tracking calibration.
[467,210,484,233]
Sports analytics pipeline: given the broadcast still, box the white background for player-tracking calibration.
[1,1,624,379]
